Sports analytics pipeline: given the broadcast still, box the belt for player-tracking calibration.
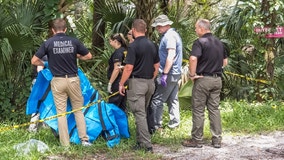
[53,73,78,78]
[130,75,152,79]
[200,73,221,77]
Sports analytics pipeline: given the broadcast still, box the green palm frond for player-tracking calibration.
[0,0,52,79]
[94,0,135,34]
[74,17,93,48]
[0,38,13,75]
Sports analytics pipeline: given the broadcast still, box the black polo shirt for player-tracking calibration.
[35,33,89,76]
[107,47,126,79]
[125,36,159,79]
[191,33,228,75]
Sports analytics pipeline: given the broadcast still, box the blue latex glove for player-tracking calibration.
[160,74,168,87]
[43,61,48,68]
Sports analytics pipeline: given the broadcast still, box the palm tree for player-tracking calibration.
[0,0,53,122]
[0,0,51,79]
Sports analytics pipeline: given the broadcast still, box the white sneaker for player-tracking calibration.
[168,122,179,129]
[82,141,92,147]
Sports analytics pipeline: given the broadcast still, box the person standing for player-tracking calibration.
[119,19,160,153]
[126,30,134,43]
[107,33,128,111]
[182,19,228,148]
[31,18,92,147]
[150,15,183,130]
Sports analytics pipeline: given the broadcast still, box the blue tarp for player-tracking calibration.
[26,68,130,147]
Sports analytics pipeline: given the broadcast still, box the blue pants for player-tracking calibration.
[150,74,181,129]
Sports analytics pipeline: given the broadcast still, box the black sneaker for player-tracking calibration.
[132,144,153,153]
[146,147,153,153]
[132,144,142,150]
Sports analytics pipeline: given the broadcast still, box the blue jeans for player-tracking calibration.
[151,74,181,129]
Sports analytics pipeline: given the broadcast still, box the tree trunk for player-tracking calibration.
[92,0,105,54]
[132,0,157,38]
[261,0,276,79]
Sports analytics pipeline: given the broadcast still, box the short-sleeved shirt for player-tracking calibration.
[158,28,183,75]
[35,33,89,76]
[125,36,160,79]
[107,47,126,79]
[191,33,228,75]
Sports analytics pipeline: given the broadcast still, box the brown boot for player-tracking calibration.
[182,139,203,148]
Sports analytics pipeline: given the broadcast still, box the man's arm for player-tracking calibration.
[188,55,203,80]
[119,64,133,96]
[153,62,160,79]
[189,55,197,76]
[120,64,133,86]
[162,49,175,74]
[31,55,44,66]
[77,52,92,60]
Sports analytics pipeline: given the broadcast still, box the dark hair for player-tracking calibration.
[132,19,146,33]
[110,33,128,48]
[52,18,67,32]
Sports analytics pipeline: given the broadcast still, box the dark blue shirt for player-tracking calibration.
[35,33,89,76]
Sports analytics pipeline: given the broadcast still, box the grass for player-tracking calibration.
[0,99,284,159]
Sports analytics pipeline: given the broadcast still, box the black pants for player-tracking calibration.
[108,78,127,112]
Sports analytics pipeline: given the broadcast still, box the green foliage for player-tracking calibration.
[0,77,31,123]
[0,0,58,122]
[165,1,198,54]
[214,0,284,101]
[0,99,283,159]
[94,0,135,35]
[222,100,284,132]
[178,80,192,110]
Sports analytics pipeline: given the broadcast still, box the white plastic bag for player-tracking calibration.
[13,139,49,155]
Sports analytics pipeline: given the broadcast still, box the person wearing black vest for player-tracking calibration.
[107,33,128,111]
[119,19,160,153]
[182,19,228,148]
[31,18,92,147]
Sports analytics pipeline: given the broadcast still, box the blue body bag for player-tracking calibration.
[26,68,130,147]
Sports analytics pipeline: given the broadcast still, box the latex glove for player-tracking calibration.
[160,74,168,87]
[107,83,112,93]
[43,61,48,68]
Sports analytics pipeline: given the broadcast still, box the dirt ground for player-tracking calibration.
[45,131,284,160]
[154,131,284,160]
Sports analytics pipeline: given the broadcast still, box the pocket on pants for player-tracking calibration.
[127,89,139,102]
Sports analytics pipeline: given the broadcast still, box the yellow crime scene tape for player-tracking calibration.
[0,86,127,133]
[1,67,269,133]
[183,59,270,85]
[224,71,270,85]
